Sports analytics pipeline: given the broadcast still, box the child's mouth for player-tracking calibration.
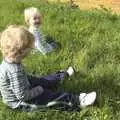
[35,22,40,25]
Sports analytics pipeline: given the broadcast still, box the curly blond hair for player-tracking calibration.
[24,7,42,25]
[0,25,34,62]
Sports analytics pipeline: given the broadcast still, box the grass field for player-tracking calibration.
[0,0,120,119]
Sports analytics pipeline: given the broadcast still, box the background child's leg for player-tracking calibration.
[28,72,68,88]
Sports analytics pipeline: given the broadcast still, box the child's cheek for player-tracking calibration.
[40,18,42,24]
[29,18,35,26]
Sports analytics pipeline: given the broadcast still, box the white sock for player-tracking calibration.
[66,66,74,76]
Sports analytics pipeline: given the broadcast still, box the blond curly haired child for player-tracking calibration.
[0,25,96,111]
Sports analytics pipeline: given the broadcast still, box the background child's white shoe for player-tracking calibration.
[79,92,96,108]
[66,66,74,76]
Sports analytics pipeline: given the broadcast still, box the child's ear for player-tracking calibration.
[26,19,30,25]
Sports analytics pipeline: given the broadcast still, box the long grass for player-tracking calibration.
[0,0,120,119]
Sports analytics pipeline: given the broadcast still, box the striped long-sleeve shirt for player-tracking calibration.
[0,60,44,109]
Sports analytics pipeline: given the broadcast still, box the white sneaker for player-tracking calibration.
[66,66,74,76]
[79,92,96,108]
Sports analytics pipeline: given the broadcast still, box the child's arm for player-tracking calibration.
[10,69,44,101]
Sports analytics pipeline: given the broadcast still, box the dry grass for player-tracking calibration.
[48,0,120,13]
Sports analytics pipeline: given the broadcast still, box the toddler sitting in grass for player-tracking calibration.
[0,25,96,112]
[24,7,57,55]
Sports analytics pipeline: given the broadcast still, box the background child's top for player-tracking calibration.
[29,26,54,55]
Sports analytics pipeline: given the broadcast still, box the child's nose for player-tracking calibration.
[36,18,40,22]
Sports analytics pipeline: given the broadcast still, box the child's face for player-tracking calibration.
[29,14,41,27]
[16,41,34,62]
[16,47,32,62]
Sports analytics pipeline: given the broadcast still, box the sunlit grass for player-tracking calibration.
[0,0,120,119]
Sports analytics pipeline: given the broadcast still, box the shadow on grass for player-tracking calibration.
[45,35,62,50]
[68,71,120,112]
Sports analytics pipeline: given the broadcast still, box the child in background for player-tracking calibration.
[24,7,56,55]
[0,25,96,112]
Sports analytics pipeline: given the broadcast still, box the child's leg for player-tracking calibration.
[28,67,74,88]
[27,89,80,110]
[26,89,96,111]
[28,72,68,88]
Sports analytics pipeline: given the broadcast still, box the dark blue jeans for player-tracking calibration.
[26,72,79,111]
[28,71,67,88]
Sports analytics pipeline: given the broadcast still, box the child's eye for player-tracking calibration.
[33,17,37,20]
[37,17,40,19]
[34,16,40,20]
